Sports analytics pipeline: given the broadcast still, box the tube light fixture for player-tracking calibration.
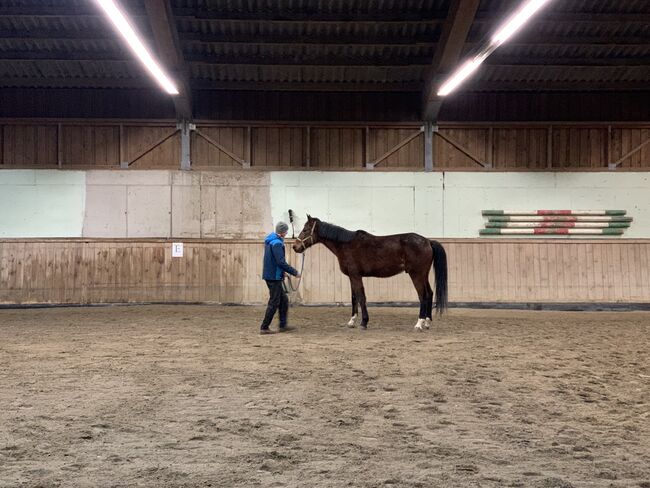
[93,0,179,95]
[437,53,488,97]
[437,0,553,97]
[492,0,553,47]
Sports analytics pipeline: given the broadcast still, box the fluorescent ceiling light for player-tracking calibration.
[492,0,553,46]
[437,0,553,97]
[93,0,179,95]
[437,53,488,97]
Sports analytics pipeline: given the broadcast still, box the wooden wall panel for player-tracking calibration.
[551,128,607,169]
[436,128,489,169]
[61,126,119,167]
[369,129,423,168]
[252,127,304,168]
[612,128,650,168]
[1,239,649,306]
[1,122,649,170]
[192,127,246,167]
[123,126,179,168]
[311,128,363,168]
[493,129,547,169]
[1,125,57,166]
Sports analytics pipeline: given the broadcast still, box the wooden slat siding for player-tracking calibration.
[613,128,650,168]
[251,127,304,168]
[192,127,245,167]
[1,125,57,166]
[436,128,488,169]
[61,126,120,166]
[1,239,650,305]
[123,126,179,168]
[493,129,546,169]
[369,129,423,168]
[2,122,650,170]
[310,128,363,168]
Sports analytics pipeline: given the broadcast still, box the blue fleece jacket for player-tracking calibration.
[262,232,298,281]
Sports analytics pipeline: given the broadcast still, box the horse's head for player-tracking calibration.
[292,214,319,253]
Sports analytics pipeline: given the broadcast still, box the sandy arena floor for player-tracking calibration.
[0,305,649,488]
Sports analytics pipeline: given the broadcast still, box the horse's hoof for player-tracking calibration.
[347,323,356,328]
[424,318,432,329]
[359,324,368,330]
[414,325,423,332]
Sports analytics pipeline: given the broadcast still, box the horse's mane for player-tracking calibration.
[316,221,361,243]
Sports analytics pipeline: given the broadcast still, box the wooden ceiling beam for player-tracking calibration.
[421,0,481,120]
[144,0,192,120]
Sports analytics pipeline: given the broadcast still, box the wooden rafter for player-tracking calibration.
[421,0,481,121]
[144,0,192,120]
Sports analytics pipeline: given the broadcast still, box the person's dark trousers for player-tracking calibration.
[260,280,288,330]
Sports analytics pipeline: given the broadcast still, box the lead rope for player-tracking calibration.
[284,252,306,294]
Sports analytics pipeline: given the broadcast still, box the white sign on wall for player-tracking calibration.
[172,242,184,257]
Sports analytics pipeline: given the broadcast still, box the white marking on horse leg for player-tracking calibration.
[414,318,425,331]
[424,318,432,329]
[347,315,357,327]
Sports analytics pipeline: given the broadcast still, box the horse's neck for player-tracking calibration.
[319,238,344,257]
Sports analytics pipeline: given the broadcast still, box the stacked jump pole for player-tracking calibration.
[480,210,633,236]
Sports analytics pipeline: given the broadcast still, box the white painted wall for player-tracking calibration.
[1,170,648,238]
[0,170,85,238]
[271,172,444,237]
[271,171,650,238]
[443,172,650,238]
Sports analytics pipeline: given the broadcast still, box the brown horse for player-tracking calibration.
[292,215,448,330]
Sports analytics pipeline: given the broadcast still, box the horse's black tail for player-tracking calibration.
[430,240,448,314]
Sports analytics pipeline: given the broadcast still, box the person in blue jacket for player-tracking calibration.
[260,222,300,334]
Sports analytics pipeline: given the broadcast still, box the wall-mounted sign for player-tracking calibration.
[172,242,184,257]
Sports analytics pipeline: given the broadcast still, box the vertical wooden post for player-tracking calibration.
[305,126,311,168]
[606,125,614,169]
[245,126,252,168]
[487,126,494,168]
[546,125,553,169]
[119,124,126,169]
[57,123,63,169]
[424,122,434,172]
[363,126,370,168]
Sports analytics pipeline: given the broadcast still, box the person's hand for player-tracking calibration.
[295,272,301,278]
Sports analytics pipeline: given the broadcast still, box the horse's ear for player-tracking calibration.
[307,214,312,220]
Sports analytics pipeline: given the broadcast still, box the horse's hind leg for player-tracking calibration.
[408,271,428,331]
[350,276,369,329]
[424,280,433,329]
[347,287,358,327]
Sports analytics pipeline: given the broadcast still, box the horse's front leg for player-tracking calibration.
[347,288,358,327]
[350,276,369,329]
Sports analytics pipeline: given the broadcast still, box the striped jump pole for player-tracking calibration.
[487,215,632,222]
[480,228,625,236]
[485,221,631,228]
[482,210,627,216]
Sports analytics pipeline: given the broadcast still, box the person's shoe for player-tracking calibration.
[278,325,296,333]
[260,328,276,335]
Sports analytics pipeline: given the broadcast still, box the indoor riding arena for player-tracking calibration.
[1,1,649,487]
